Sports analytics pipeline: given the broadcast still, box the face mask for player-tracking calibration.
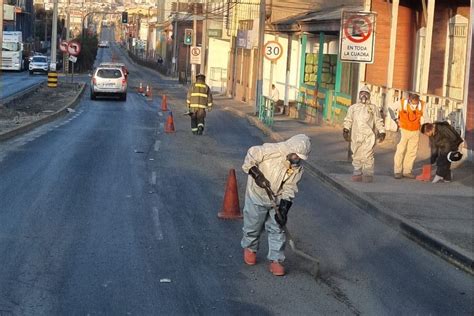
[359,93,369,104]
[287,153,301,167]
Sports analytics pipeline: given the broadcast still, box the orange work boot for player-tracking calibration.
[244,248,256,265]
[269,261,285,276]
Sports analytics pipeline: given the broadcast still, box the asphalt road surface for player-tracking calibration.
[0,70,46,101]
[0,28,472,315]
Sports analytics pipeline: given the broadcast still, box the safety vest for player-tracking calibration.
[186,82,213,109]
[399,98,424,131]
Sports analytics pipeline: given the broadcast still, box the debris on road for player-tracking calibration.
[159,278,172,283]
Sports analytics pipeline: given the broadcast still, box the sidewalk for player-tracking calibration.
[215,96,474,274]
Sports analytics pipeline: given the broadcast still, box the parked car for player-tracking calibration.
[99,62,129,78]
[90,66,127,101]
[29,56,49,75]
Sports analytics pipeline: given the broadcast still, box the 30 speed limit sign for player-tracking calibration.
[264,41,283,62]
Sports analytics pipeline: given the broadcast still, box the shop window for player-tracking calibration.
[319,54,337,91]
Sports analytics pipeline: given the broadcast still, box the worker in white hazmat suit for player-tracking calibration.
[343,86,386,183]
[241,134,311,276]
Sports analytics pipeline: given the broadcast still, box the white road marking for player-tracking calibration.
[150,171,157,185]
[154,140,161,152]
[152,207,164,240]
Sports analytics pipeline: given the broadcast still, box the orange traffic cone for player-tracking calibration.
[416,164,432,181]
[218,169,242,220]
[146,85,153,100]
[138,82,144,94]
[164,111,175,133]
[161,95,168,111]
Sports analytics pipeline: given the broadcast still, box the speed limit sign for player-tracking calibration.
[264,41,283,61]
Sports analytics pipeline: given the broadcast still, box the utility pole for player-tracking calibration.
[191,2,197,83]
[255,0,266,114]
[65,0,70,74]
[172,0,179,77]
[200,0,207,75]
[0,0,4,75]
[50,0,58,71]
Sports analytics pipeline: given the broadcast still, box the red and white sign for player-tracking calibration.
[339,11,376,63]
[190,46,201,65]
[59,41,69,53]
[67,41,81,56]
[263,41,283,62]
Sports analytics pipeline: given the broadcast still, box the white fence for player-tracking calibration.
[363,83,464,134]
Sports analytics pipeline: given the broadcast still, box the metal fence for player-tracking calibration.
[258,96,275,127]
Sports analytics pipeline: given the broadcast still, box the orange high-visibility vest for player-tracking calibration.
[399,99,424,131]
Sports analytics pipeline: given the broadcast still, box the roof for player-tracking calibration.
[270,4,365,33]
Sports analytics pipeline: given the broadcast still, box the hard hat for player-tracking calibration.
[359,85,371,95]
[196,73,205,79]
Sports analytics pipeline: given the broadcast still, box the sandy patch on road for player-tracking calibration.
[0,82,83,135]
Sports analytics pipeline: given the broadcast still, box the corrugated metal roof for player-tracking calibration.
[270,4,365,33]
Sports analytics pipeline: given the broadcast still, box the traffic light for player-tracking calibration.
[122,12,128,24]
[184,28,193,45]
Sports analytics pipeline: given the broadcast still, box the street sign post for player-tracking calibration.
[190,46,201,65]
[339,11,376,63]
[263,41,283,62]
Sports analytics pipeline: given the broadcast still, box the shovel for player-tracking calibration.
[264,186,321,279]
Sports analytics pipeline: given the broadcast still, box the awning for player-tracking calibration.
[270,4,364,34]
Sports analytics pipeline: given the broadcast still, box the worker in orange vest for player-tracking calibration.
[390,93,430,179]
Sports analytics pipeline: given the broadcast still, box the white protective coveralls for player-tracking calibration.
[241,134,311,262]
[343,93,385,176]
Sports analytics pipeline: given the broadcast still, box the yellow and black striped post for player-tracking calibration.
[47,71,58,88]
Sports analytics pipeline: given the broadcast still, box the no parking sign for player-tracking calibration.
[339,11,376,63]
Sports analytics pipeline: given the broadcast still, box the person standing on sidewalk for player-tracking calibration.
[343,86,386,183]
[421,122,464,183]
[186,74,213,135]
[390,93,429,179]
[241,134,311,276]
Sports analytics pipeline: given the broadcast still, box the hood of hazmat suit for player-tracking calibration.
[242,134,311,207]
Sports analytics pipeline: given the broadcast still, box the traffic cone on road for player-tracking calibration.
[161,95,168,111]
[164,111,175,133]
[416,164,432,181]
[146,85,153,101]
[218,169,242,220]
[138,82,144,94]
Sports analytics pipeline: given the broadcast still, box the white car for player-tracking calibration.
[29,56,49,75]
[90,67,127,101]
[98,41,109,48]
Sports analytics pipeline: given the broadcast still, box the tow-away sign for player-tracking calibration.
[339,11,376,63]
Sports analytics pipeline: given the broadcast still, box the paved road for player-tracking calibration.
[0,70,46,101]
[0,28,472,315]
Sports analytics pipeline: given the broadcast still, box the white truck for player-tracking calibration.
[2,31,24,71]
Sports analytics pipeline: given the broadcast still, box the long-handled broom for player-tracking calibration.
[264,186,320,279]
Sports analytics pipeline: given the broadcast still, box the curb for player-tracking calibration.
[227,106,474,275]
[0,82,86,142]
[1,81,44,107]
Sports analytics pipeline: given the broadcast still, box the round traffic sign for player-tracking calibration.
[263,41,283,62]
[60,41,69,53]
[191,47,201,56]
[67,41,81,56]
[343,15,373,43]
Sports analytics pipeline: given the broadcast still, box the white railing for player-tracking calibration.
[362,83,464,134]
